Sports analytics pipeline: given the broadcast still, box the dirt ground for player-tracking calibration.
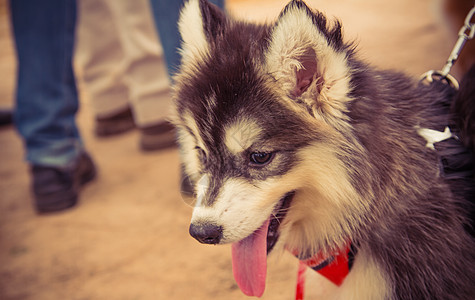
[0,0,463,299]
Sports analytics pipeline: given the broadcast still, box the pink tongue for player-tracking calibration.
[231,219,270,297]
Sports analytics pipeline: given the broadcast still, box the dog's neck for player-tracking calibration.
[293,242,356,286]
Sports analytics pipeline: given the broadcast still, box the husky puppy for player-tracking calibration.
[172,0,475,299]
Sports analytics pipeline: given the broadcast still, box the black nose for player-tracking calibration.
[189,222,223,244]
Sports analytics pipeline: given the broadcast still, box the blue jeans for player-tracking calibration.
[10,0,83,168]
[149,0,225,77]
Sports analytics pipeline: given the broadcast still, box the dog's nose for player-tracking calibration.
[189,222,223,244]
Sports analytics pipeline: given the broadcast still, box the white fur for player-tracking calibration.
[191,177,291,243]
[178,0,210,67]
[177,112,205,182]
[336,247,389,300]
[224,119,263,154]
[274,140,367,258]
[265,5,353,131]
[301,248,389,300]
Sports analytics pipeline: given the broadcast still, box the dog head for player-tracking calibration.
[173,0,366,265]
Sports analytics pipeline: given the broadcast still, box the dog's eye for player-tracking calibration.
[249,152,274,166]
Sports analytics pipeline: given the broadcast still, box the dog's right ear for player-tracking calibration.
[178,0,226,66]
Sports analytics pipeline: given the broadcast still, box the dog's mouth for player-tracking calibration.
[266,191,295,254]
[231,191,295,297]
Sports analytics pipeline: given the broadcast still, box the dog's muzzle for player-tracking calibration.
[189,222,223,244]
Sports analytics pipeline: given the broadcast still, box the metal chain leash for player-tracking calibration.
[420,5,475,90]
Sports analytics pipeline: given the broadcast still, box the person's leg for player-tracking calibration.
[10,0,96,212]
[111,0,175,150]
[76,0,135,137]
[11,0,82,167]
[111,0,172,128]
[149,0,225,77]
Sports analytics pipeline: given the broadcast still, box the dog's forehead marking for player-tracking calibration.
[224,119,263,154]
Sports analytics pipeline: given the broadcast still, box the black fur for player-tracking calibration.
[453,64,475,152]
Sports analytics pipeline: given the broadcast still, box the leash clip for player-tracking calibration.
[420,70,459,90]
[420,6,475,90]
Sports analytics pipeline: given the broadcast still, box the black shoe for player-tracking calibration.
[95,108,135,137]
[31,152,97,213]
[139,121,177,151]
[0,108,13,127]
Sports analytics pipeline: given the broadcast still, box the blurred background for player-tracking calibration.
[0,0,471,299]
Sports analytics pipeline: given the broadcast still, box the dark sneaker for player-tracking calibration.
[95,108,135,137]
[139,121,177,151]
[31,152,97,213]
[0,108,13,126]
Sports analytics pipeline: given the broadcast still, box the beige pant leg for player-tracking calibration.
[108,0,172,128]
[76,0,130,119]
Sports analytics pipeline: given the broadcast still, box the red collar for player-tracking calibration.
[294,243,355,300]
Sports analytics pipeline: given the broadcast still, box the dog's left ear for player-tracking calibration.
[178,0,226,66]
[265,0,353,122]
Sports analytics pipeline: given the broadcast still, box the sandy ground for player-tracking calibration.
[0,0,463,299]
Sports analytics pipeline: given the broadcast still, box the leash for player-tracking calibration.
[295,6,475,300]
[418,5,475,239]
[420,5,475,89]
[417,5,475,183]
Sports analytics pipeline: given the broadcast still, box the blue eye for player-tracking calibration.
[249,152,274,166]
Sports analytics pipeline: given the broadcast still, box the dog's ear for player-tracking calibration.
[265,0,353,124]
[178,0,226,65]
